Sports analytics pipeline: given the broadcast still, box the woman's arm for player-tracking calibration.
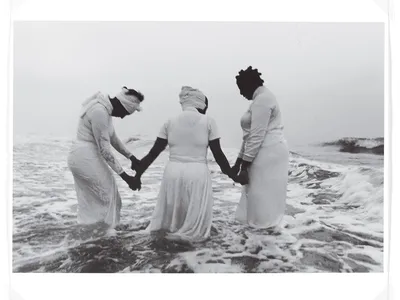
[207,117,236,179]
[90,109,139,189]
[209,138,232,177]
[235,98,272,185]
[232,140,246,175]
[110,131,133,158]
[135,137,168,177]
[242,99,272,163]
[91,108,125,175]
[110,131,140,168]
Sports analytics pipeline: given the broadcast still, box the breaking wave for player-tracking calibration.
[321,137,384,155]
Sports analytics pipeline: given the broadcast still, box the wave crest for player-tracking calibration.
[321,137,384,155]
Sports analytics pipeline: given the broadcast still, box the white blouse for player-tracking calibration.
[238,86,285,162]
[158,107,220,163]
[76,103,132,174]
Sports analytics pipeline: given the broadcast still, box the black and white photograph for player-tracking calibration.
[12,21,384,273]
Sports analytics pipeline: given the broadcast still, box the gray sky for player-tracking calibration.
[13,22,384,147]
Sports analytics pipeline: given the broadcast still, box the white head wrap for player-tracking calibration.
[179,86,206,110]
[116,87,142,114]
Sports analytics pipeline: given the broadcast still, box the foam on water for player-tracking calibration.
[12,136,384,273]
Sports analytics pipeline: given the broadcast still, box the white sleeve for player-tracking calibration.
[238,140,246,159]
[90,108,125,175]
[242,98,272,162]
[208,117,220,141]
[158,120,169,140]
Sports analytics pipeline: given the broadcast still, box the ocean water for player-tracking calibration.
[12,135,384,273]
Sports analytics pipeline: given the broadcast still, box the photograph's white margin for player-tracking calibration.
[0,0,397,300]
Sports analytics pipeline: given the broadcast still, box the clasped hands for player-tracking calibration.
[225,160,250,185]
[120,156,143,191]
[123,156,250,190]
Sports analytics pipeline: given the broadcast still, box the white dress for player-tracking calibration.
[236,86,289,229]
[67,96,133,228]
[148,107,220,242]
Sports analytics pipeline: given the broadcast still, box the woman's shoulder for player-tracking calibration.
[254,87,276,107]
[205,114,216,121]
[205,115,218,128]
[161,116,173,127]
[87,103,109,120]
[257,87,275,99]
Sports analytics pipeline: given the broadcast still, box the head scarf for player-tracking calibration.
[179,86,206,110]
[115,87,142,114]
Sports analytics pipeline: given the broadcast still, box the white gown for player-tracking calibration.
[236,86,289,229]
[149,107,220,242]
[67,94,133,228]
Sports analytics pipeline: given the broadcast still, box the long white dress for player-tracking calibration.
[148,107,220,242]
[67,93,133,228]
[236,86,289,229]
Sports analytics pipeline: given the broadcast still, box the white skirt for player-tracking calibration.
[149,161,214,242]
[235,140,289,229]
[67,141,121,228]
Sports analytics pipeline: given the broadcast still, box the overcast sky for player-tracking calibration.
[13,22,384,147]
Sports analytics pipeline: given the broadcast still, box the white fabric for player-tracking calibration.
[75,103,129,174]
[236,86,289,228]
[235,141,289,228]
[80,92,113,118]
[149,108,219,242]
[68,98,134,227]
[179,86,207,110]
[116,87,142,114]
[67,141,121,227]
[158,107,219,162]
[238,86,286,161]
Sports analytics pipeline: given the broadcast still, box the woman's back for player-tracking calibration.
[159,108,219,163]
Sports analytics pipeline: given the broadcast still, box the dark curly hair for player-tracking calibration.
[235,66,264,88]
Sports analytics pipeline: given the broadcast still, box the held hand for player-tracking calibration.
[231,165,240,177]
[236,160,251,185]
[225,167,238,181]
[236,169,249,185]
[126,175,142,191]
[120,172,141,191]
[222,166,244,184]
[130,156,141,172]
[231,157,243,177]
[131,176,142,191]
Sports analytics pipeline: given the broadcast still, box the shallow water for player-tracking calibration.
[13,136,384,273]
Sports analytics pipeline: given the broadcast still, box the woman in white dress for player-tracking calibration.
[67,87,144,228]
[131,86,234,242]
[232,66,289,229]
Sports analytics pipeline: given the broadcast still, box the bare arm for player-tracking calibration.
[209,138,232,176]
[135,138,168,177]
